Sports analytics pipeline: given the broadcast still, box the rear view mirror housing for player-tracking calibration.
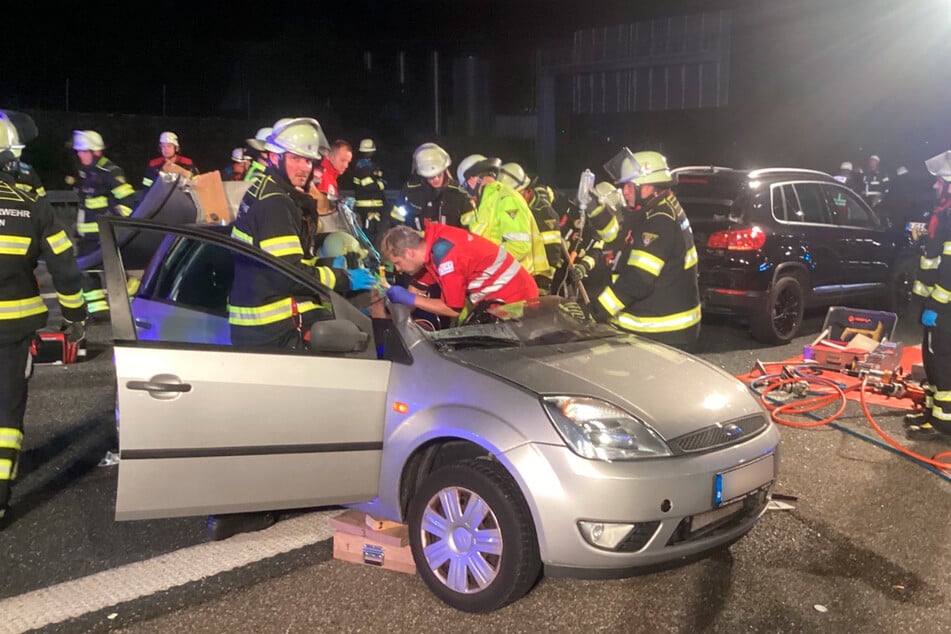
[309,320,369,354]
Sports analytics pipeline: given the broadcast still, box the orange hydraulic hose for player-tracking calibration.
[755,374,951,473]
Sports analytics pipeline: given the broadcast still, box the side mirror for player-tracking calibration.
[308,320,369,354]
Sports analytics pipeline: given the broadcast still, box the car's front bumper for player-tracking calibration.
[503,423,781,576]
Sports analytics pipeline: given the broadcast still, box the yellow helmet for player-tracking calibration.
[72,130,105,152]
[0,112,25,158]
[265,118,328,160]
[604,147,671,186]
[318,231,368,259]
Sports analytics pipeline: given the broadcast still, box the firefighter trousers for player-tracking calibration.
[0,336,33,517]
[922,326,951,433]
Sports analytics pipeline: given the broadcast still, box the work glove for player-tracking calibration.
[922,309,938,328]
[347,268,377,292]
[568,263,588,282]
[61,319,86,343]
[331,256,347,269]
[386,285,417,307]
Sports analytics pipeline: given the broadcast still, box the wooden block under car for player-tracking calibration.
[330,510,416,575]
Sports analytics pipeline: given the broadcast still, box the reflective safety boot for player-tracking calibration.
[905,422,951,441]
[903,410,927,428]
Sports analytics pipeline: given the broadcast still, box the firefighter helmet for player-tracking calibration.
[840,161,853,171]
[458,154,501,183]
[265,118,328,160]
[592,181,624,211]
[72,130,105,152]
[231,147,249,162]
[159,131,179,148]
[264,118,296,154]
[318,231,368,260]
[498,162,530,191]
[359,138,376,153]
[604,148,670,186]
[413,143,451,178]
[0,112,25,158]
[246,127,272,152]
[926,150,951,183]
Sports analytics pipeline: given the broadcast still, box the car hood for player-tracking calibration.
[445,335,764,440]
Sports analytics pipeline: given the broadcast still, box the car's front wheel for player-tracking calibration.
[407,458,541,612]
[751,275,805,344]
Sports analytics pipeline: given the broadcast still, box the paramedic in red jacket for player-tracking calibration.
[380,224,538,319]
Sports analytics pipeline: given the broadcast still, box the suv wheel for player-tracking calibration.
[751,275,805,344]
[407,459,541,612]
[884,254,918,316]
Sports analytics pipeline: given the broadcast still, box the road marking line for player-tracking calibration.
[0,511,338,634]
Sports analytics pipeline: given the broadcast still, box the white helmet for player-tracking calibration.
[926,150,951,183]
[840,161,853,171]
[0,112,25,158]
[72,130,105,152]
[246,127,272,152]
[498,162,530,191]
[264,118,296,153]
[359,138,376,153]
[159,131,179,148]
[457,154,501,184]
[265,118,328,160]
[896,165,909,177]
[413,143,451,179]
[230,147,249,162]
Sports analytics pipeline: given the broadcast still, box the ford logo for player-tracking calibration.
[723,423,743,438]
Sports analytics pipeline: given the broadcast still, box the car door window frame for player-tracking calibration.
[100,217,378,360]
[822,183,880,230]
[771,180,840,227]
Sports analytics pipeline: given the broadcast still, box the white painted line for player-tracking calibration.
[0,510,338,634]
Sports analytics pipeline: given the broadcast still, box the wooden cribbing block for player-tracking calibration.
[330,510,416,575]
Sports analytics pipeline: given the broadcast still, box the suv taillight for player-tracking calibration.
[707,227,766,251]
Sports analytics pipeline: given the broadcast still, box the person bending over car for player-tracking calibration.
[380,224,538,323]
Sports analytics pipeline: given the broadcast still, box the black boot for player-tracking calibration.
[903,410,927,427]
[206,512,276,541]
[905,423,949,441]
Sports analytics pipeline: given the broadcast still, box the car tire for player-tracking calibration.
[884,254,918,316]
[407,458,541,613]
[750,275,805,345]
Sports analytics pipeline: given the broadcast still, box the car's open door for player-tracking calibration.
[100,218,390,520]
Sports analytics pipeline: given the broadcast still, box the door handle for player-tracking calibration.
[134,318,153,330]
[127,381,191,393]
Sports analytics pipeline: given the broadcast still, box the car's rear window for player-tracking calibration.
[674,173,748,221]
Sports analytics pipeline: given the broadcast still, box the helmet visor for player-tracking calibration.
[603,147,643,184]
[925,151,951,180]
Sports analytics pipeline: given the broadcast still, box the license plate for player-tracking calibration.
[714,453,774,507]
[692,499,744,532]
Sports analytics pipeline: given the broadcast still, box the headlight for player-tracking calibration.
[542,396,671,461]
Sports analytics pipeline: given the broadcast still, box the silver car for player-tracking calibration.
[101,218,781,613]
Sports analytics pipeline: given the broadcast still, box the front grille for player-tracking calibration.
[670,414,768,454]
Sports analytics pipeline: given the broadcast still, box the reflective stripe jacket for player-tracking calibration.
[915,197,951,323]
[141,155,198,189]
[4,161,46,197]
[351,157,389,221]
[526,185,565,279]
[414,223,538,311]
[396,175,473,230]
[591,190,701,336]
[0,173,86,344]
[75,156,136,238]
[461,181,552,279]
[229,168,350,347]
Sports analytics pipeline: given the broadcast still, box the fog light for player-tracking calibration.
[578,521,636,550]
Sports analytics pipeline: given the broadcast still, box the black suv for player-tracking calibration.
[672,167,919,344]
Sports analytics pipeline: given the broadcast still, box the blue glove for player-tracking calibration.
[922,309,938,328]
[386,285,417,307]
[331,256,346,269]
[347,268,377,291]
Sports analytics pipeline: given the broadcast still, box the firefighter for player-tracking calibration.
[588,148,701,350]
[498,162,564,293]
[550,182,612,299]
[862,154,890,209]
[393,143,473,230]
[351,138,389,247]
[220,147,251,182]
[142,131,198,190]
[381,224,538,321]
[71,130,136,318]
[0,113,87,525]
[228,117,377,350]
[0,112,45,198]
[906,150,951,441]
[456,154,552,283]
[243,126,273,183]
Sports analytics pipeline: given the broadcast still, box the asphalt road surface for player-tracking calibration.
[1,300,949,634]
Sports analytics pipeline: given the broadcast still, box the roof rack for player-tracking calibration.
[671,165,736,174]
[746,167,833,179]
